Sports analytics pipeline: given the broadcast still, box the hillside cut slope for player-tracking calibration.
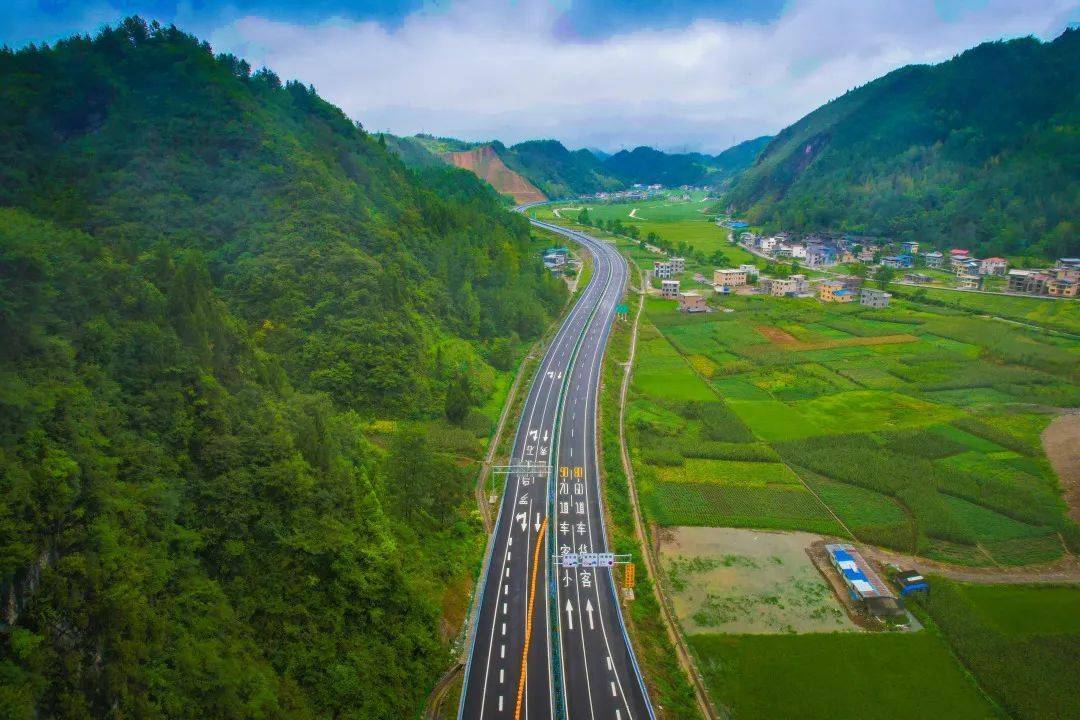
[444,144,547,203]
[723,30,1079,258]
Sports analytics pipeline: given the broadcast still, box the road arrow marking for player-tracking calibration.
[516,512,527,532]
[534,513,541,532]
[565,599,575,631]
[585,599,595,630]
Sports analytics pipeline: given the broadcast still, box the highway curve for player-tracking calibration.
[458,210,654,719]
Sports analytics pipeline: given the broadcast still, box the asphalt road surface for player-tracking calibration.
[459,211,654,720]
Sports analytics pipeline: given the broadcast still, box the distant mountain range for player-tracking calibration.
[385,133,771,202]
[723,29,1079,258]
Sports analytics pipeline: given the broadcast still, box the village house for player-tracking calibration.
[789,274,811,295]
[833,275,864,292]
[653,260,673,279]
[860,288,891,308]
[805,245,836,268]
[760,276,800,297]
[661,279,680,299]
[956,273,981,290]
[739,263,760,277]
[900,241,919,255]
[881,254,913,269]
[678,291,708,312]
[903,272,932,284]
[817,280,856,303]
[924,251,944,269]
[949,249,971,273]
[713,268,748,288]
[1008,269,1049,294]
[669,256,686,274]
[980,257,1008,275]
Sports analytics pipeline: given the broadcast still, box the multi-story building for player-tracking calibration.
[789,274,811,295]
[738,264,760,277]
[857,247,877,263]
[900,241,919,255]
[661,279,680,299]
[881,254,913,269]
[669,256,686,274]
[653,260,673,279]
[956,273,981,290]
[924,251,944,269]
[817,280,855,303]
[1007,269,1048,294]
[860,288,891,308]
[979,257,1008,275]
[713,268,748,287]
[1048,277,1078,297]
[762,276,800,297]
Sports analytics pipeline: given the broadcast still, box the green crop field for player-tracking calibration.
[917,579,1080,720]
[690,633,999,720]
[617,260,1079,569]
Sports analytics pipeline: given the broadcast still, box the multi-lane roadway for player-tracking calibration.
[458,212,653,719]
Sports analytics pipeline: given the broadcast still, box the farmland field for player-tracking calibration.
[690,632,1000,719]
[917,579,1080,720]
[618,265,1078,566]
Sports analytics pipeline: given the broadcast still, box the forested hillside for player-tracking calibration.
[723,30,1079,258]
[0,17,566,719]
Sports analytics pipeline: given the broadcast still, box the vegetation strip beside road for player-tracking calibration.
[613,262,721,720]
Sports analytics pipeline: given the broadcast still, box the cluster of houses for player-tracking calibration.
[1005,259,1079,298]
[653,258,891,311]
[737,231,850,269]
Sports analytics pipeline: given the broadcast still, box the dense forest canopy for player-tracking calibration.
[0,17,566,719]
[722,30,1079,259]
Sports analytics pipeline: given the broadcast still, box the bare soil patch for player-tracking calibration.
[659,527,857,634]
[1043,411,1080,522]
[755,325,918,351]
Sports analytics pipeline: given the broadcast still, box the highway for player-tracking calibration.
[459,210,654,719]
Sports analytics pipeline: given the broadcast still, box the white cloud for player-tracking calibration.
[208,0,1077,152]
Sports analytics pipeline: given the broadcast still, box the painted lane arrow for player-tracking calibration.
[564,599,575,631]
[585,599,594,630]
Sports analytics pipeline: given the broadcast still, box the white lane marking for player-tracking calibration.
[500,644,505,659]
[502,602,507,614]
[503,584,508,595]
[501,622,506,635]
[507,552,511,561]
[500,668,504,683]
[611,681,617,697]
[617,711,622,720]
[607,656,612,670]
[499,695,503,712]
[507,537,512,546]
[505,567,510,577]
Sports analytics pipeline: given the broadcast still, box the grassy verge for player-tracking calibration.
[599,288,703,719]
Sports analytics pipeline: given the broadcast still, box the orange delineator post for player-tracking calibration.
[514,517,548,720]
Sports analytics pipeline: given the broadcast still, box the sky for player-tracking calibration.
[2,0,1076,152]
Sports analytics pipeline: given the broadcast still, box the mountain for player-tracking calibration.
[723,30,1079,258]
[708,135,772,183]
[602,146,712,186]
[443,144,547,203]
[387,135,770,198]
[0,17,567,719]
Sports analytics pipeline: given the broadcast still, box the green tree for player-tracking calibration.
[445,370,472,424]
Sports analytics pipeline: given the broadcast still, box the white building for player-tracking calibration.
[661,279,680,299]
[653,260,673,279]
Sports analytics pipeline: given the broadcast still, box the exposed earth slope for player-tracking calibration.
[443,144,547,203]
